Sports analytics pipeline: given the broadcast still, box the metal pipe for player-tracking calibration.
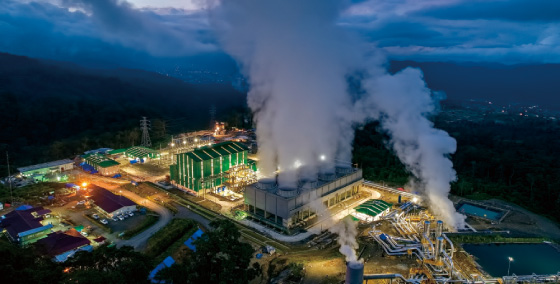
[345,261,364,284]
[436,220,443,237]
[424,220,431,236]
[435,236,444,262]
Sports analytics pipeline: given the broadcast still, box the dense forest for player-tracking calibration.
[0,53,247,170]
[353,107,560,222]
[1,52,559,222]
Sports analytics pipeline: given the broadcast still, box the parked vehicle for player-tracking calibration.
[117,215,124,221]
[100,219,108,225]
[112,217,119,221]
[128,212,134,217]
[92,214,99,219]
[80,231,88,237]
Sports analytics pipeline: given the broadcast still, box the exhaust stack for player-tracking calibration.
[436,220,443,238]
[435,237,444,263]
[345,261,364,284]
[423,220,431,236]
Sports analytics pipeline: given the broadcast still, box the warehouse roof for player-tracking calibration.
[36,229,90,257]
[354,199,392,217]
[126,146,159,159]
[18,159,74,173]
[89,185,136,214]
[0,207,52,239]
[184,141,248,162]
[84,153,120,168]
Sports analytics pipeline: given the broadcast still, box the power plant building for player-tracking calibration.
[170,141,249,193]
[244,167,363,231]
[84,153,120,176]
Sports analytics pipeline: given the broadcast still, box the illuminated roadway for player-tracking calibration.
[110,189,173,250]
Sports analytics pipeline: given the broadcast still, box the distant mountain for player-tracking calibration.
[390,61,560,110]
[0,52,246,167]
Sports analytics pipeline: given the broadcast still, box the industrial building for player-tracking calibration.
[169,141,251,194]
[17,159,74,181]
[244,167,363,231]
[36,228,92,262]
[125,146,160,161]
[0,206,53,245]
[88,185,137,217]
[351,199,392,222]
[84,153,120,176]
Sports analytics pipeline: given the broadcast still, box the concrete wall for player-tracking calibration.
[245,169,363,228]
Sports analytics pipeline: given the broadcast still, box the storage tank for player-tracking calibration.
[345,261,364,284]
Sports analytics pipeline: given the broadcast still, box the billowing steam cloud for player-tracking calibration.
[210,0,465,257]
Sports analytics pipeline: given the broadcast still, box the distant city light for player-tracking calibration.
[412,197,418,203]
[81,182,88,187]
[508,257,514,262]
[320,155,326,161]
[171,143,175,147]
[294,160,302,168]
[183,140,187,144]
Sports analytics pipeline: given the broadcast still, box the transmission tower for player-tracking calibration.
[140,117,152,147]
[209,104,216,130]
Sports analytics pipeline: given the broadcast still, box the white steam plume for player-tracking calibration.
[355,69,466,228]
[210,0,464,239]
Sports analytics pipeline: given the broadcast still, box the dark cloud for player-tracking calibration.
[415,0,560,22]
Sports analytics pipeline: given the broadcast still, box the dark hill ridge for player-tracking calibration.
[0,52,246,167]
[390,61,560,110]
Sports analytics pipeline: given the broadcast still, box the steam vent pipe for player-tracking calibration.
[436,220,443,237]
[345,261,364,284]
[435,237,444,262]
[423,220,431,236]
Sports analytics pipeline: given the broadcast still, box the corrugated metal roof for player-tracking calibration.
[125,146,158,158]
[85,154,120,168]
[18,159,74,173]
[183,142,248,162]
[354,199,392,217]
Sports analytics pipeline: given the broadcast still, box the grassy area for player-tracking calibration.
[154,224,200,264]
[449,234,551,244]
[121,214,159,240]
[144,218,197,258]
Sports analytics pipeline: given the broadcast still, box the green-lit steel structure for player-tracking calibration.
[170,141,249,193]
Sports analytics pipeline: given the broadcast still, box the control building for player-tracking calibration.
[244,167,363,231]
[169,141,249,194]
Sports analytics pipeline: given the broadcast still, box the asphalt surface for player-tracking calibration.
[114,189,172,250]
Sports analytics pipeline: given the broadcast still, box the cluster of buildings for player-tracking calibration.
[0,185,136,262]
[0,206,92,262]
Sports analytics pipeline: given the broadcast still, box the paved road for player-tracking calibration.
[111,188,173,250]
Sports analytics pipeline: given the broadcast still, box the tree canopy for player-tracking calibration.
[157,219,261,284]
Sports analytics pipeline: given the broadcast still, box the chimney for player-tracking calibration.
[345,261,364,284]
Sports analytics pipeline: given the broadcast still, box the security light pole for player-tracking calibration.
[507,257,514,276]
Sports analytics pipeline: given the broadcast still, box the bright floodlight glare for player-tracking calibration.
[171,143,175,147]
[81,182,88,187]
[412,197,418,203]
[320,155,326,161]
[194,138,198,142]
[183,140,186,144]
[508,257,514,261]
